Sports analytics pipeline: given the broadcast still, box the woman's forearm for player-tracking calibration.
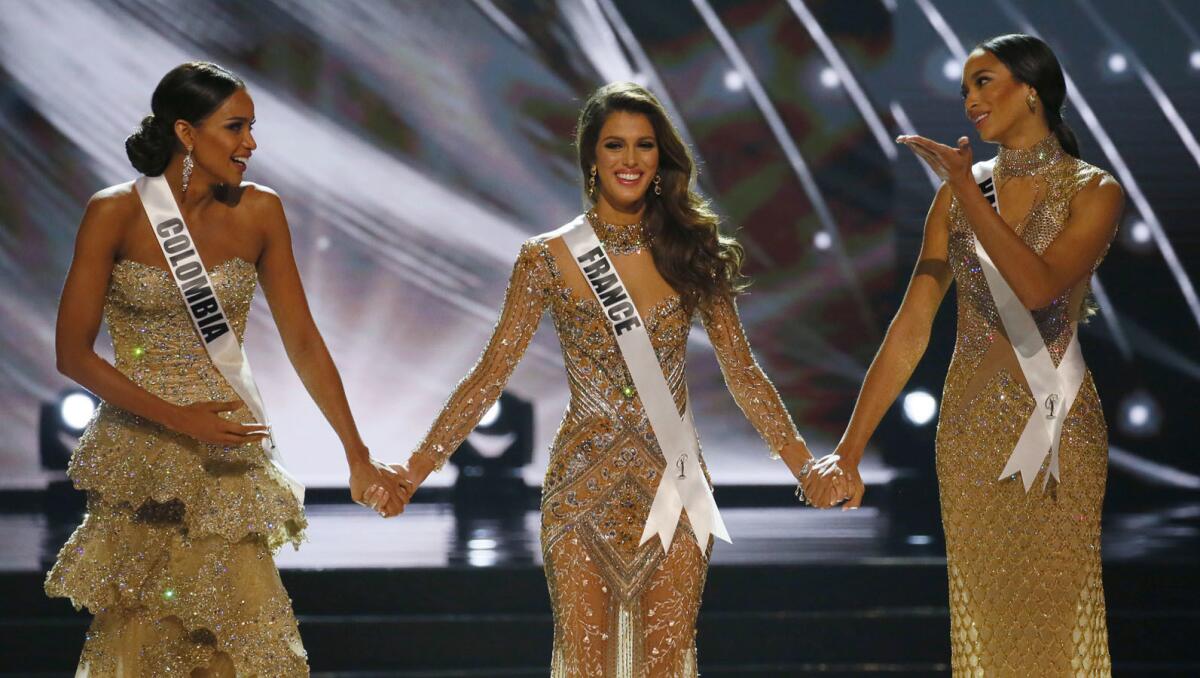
[949,177,1058,308]
[284,334,369,467]
[57,350,183,429]
[838,314,932,463]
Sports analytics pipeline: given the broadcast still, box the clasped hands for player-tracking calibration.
[797,452,865,511]
[349,456,421,518]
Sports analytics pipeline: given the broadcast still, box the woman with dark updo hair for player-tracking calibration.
[808,34,1123,674]
[390,81,839,676]
[46,61,405,676]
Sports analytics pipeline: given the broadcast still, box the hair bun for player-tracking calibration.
[125,114,173,176]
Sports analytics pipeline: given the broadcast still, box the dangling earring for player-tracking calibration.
[1026,93,1038,114]
[653,174,662,196]
[181,147,194,195]
[588,165,597,199]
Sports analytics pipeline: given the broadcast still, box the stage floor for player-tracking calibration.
[4,500,1197,573]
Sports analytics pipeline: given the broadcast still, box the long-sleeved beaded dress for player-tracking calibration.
[937,135,1114,676]
[45,257,309,677]
[411,214,802,677]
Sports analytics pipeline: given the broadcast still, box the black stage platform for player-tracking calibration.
[2,497,1198,676]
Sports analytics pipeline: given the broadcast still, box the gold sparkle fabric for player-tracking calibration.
[45,258,308,677]
[412,226,802,677]
[939,138,1114,677]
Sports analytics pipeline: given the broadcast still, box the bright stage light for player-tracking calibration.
[1130,220,1151,244]
[902,390,938,426]
[60,392,96,432]
[819,67,840,89]
[942,58,960,81]
[1122,218,1154,253]
[1190,50,1200,71]
[1106,53,1128,74]
[724,70,744,92]
[315,235,331,252]
[813,231,832,250]
[1118,391,1161,437]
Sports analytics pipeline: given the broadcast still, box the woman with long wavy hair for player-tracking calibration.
[809,34,1122,674]
[393,82,837,676]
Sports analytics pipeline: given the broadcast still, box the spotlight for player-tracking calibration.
[40,389,98,470]
[60,392,96,433]
[1121,218,1154,253]
[1117,390,1161,437]
[902,390,938,426]
[819,67,840,89]
[1191,50,1200,71]
[942,57,960,81]
[315,235,331,252]
[723,70,744,92]
[813,231,832,250]
[451,391,534,509]
[1106,52,1127,74]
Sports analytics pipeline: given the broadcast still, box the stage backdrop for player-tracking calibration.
[1,0,1196,489]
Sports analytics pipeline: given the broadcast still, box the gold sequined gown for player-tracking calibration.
[45,258,309,677]
[938,136,1113,676]
[411,217,802,677]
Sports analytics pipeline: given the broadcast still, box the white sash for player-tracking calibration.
[972,160,1086,492]
[135,175,304,504]
[559,216,730,552]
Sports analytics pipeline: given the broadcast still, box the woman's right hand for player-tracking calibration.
[167,399,269,446]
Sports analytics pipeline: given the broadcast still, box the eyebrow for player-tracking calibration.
[601,135,656,142]
[224,116,255,123]
[966,68,995,80]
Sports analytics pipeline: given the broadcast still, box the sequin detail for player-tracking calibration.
[587,210,652,256]
[411,230,801,677]
[45,258,308,677]
[940,149,1114,676]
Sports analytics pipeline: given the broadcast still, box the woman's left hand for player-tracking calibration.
[897,134,974,185]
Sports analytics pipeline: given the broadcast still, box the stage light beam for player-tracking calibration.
[1106,52,1127,74]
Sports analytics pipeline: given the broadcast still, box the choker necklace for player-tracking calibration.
[587,210,650,255]
[996,134,1065,178]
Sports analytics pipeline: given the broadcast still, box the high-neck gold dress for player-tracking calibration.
[411,215,802,677]
[45,258,308,677]
[939,136,1114,676]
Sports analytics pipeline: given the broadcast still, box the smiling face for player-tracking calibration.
[176,87,257,187]
[961,48,1041,145]
[592,110,659,217]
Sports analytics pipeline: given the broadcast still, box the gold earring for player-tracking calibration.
[653,174,662,196]
[1026,93,1037,113]
[588,165,597,199]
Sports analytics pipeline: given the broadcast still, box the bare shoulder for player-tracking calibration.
[85,181,140,222]
[230,182,288,238]
[236,181,284,213]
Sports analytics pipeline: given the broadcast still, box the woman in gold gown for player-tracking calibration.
[46,62,403,677]
[394,82,836,677]
[812,35,1124,675]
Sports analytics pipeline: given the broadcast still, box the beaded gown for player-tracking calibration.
[45,257,309,677]
[937,136,1114,676]
[411,214,802,677]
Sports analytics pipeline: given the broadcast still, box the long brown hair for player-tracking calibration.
[575,82,746,309]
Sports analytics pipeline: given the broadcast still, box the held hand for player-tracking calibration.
[350,458,405,518]
[821,447,866,511]
[800,455,850,509]
[168,399,268,446]
[897,134,974,185]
